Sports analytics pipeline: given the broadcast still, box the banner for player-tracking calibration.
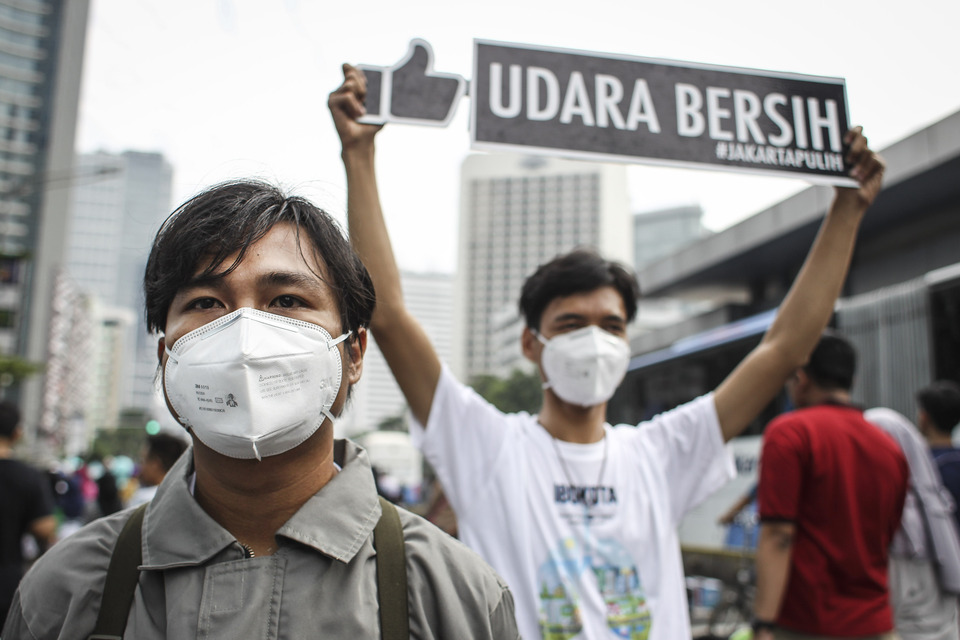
[472,40,853,184]
[358,39,855,184]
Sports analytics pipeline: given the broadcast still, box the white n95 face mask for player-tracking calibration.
[163,307,351,460]
[537,325,631,408]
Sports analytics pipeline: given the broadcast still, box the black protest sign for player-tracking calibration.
[353,39,854,184]
[358,39,467,127]
[471,41,853,184]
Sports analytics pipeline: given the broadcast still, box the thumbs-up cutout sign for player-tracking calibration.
[358,39,467,127]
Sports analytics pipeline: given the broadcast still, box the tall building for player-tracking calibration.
[339,270,454,438]
[65,150,173,420]
[629,204,714,339]
[633,204,708,269]
[0,0,90,444]
[84,303,135,435]
[455,153,630,379]
[36,270,92,459]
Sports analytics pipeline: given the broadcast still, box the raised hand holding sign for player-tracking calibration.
[358,39,467,127]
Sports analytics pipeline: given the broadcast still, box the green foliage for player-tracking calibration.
[0,354,43,385]
[377,413,407,432]
[469,368,542,414]
[89,408,155,460]
[90,427,146,461]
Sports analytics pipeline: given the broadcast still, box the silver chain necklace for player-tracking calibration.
[549,431,609,501]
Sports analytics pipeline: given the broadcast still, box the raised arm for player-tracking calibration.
[714,128,885,441]
[328,64,442,427]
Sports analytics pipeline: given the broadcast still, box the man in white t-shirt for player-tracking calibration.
[329,64,886,640]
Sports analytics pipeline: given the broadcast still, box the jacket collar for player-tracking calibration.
[140,439,382,569]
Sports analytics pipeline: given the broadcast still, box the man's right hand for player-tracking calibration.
[330,62,442,428]
[328,63,381,152]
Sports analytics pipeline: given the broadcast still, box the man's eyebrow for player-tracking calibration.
[257,270,326,292]
[552,312,626,324]
[177,273,227,293]
[174,271,327,298]
[552,312,587,323]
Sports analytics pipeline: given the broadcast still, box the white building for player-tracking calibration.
[85,303,136,434]
[65,150,173,423]
[455,153,630,379]
[338,270,454,438]
[633,204,709,269]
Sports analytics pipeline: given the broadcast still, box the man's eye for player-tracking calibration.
[189,298,219,310]
[274,295,301,308]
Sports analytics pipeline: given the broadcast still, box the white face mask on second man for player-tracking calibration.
[536,325,631,408]
[163,307,351,460]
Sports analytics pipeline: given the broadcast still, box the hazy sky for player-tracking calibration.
[76,0,960,273]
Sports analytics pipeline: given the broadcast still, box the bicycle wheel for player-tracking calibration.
[707,599,750,638]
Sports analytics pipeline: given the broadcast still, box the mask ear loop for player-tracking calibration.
[317,330,354,428]
[531,330,553,392]
[328,330,353,349]
[161,346,193,428]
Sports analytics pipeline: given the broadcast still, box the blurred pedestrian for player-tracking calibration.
[717,483,759,549]
[0,402,56,628]
[93,460,123,518]
[867,407,960,640]
[917,381,960,531]
[128,433,187,507]
[753,332,908,639]
[46,465,84,539]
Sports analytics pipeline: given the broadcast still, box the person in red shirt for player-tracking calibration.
[754,331,909,640]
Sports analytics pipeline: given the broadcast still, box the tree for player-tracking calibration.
[0,354,43,400]
[469,368,542,414]
[377,413,407,432]
[0,354,42,383]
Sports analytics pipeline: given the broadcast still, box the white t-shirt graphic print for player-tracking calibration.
[411,366,734,640]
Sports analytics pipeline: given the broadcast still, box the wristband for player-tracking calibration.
[751,619,777,634]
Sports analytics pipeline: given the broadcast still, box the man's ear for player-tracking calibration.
[156,336,166,364]
[916,408,931,434]
[345,327,367,385]
[521,326,541,363]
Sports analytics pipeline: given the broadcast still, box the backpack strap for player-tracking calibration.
[87,498,409,640]
[374,496,410,640]
[87,503,147,640]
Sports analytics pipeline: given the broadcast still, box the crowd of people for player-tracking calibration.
[0,416,187,630]
[0,60,956,640]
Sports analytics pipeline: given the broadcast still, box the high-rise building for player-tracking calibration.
[65,150,173,419]
[339,270,454,438]
[84,303,135,435]
[0,0,90,442]
[36,270,92,459]
[633,204,708,269]
[455,153,630,379]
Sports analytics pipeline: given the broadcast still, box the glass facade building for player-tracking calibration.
[0,0,90,445]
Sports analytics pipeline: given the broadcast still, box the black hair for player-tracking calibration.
[518,248,640,330]
[0,401,19,439]
[145,433,188,472]
[144,180,375,341]
[803,330,857,391]
[917,380,960,435]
